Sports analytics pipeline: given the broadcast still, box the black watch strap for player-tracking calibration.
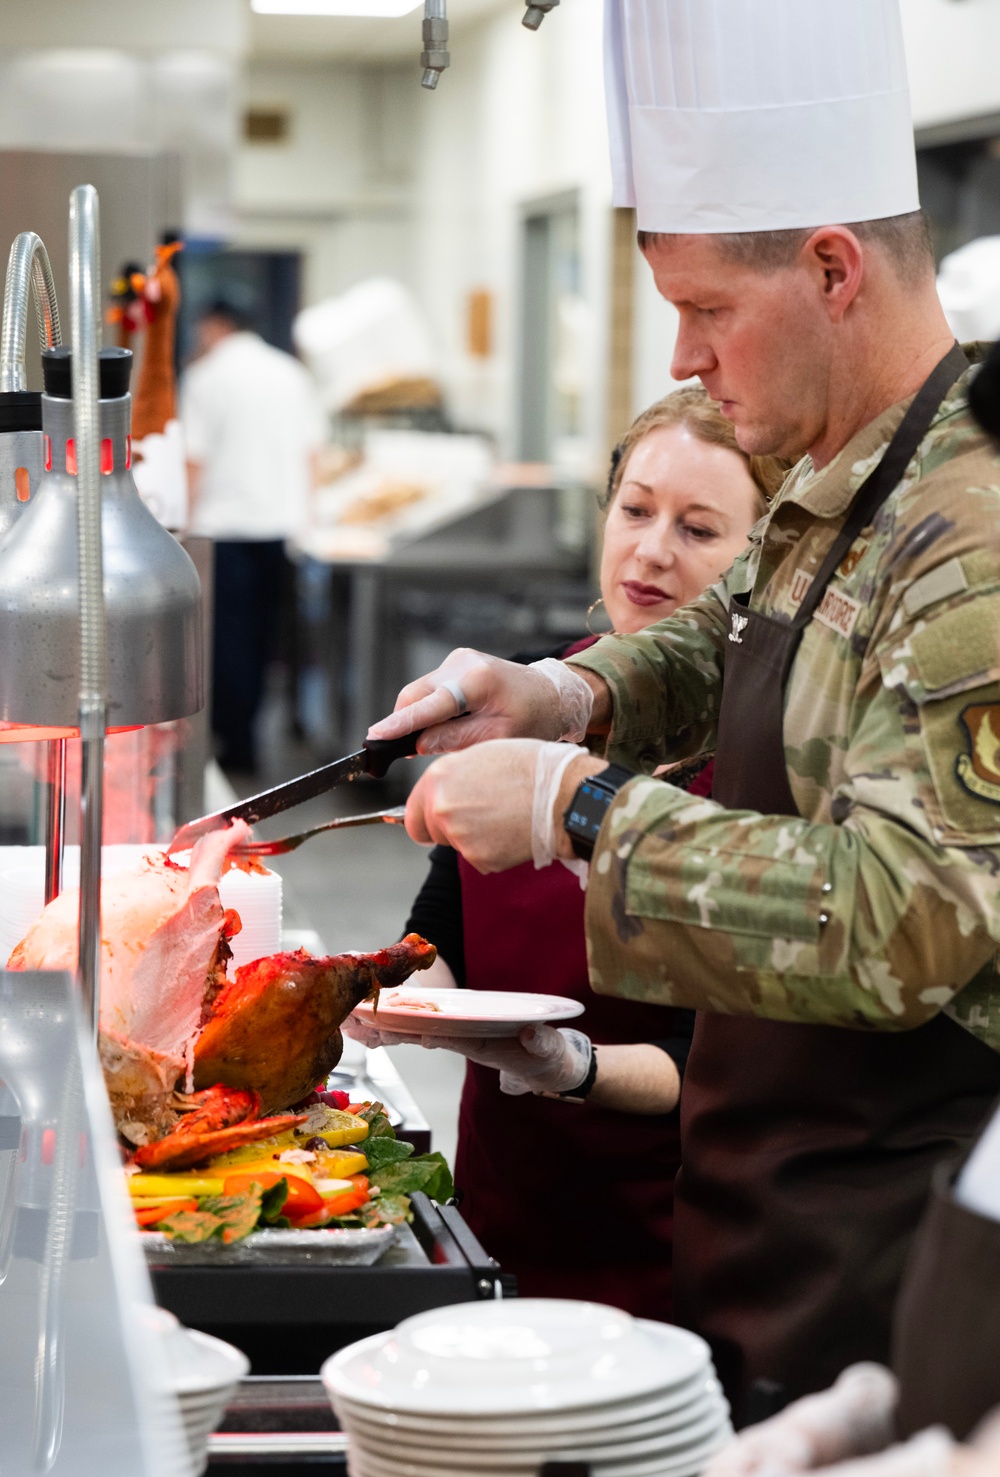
[562,764,637,861]
[559,1042,598,1102]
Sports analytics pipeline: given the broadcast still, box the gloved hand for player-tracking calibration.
[341,1014,423,1050]
[404,738,603,874]
[366,647,595,754]
[703,1365,899,1477]
[341,1018,593,1097]
[786,1430,954,1477]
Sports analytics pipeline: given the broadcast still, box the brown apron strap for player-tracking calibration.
[784,342,967,655]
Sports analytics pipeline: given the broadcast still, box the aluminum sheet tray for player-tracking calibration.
[142,1223,396,1267]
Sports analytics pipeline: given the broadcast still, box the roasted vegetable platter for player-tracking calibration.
[129,1097,453,1265]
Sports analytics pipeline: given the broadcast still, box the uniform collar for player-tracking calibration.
[776,345,983,521]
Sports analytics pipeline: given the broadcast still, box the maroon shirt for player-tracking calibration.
[444,636,705,1320]
[455,851,686,1318]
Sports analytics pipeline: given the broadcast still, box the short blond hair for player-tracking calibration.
[601,385,788,514]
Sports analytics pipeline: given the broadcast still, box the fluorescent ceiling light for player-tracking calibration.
[252,0,422,14]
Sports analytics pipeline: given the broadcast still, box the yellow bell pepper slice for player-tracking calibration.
[315,1148,368,1178]
[304,1117,369,1148]
[127,1173,225,1199]
[211,1156,315,1184]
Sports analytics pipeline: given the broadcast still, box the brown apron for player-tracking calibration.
[893,1155,1000,1440]
[674,343,1000,1426]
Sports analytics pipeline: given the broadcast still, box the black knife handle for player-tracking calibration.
[363,730,425,778]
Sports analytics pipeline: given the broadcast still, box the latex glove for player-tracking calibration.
[341,1014,421,1050]
[366,647,594,755]
[704,1365,899,1477]
[786,1431,954,1477]
[341,1019,592,1095]
[405,738,604,874]
[425,1024,593,1096]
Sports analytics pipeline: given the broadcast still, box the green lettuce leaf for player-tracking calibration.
[360,1192,411,1227]
[155,1209,224,1243]
[369,1151,453,1203]
[199,1188,265,1244]
[259,1179,290,1222]
[362,1137,413,1172]
[356,1102,394,1139]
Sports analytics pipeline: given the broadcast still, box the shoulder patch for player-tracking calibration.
[957,704,1000,804]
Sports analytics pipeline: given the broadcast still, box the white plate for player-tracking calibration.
[348,1427,731,1477]
[353,989,585,1039]
[342,1402,730,1467]
[323,1302,710,1416]
[334,1379,725,1447]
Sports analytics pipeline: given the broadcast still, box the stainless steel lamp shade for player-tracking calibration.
[0,346,203,726]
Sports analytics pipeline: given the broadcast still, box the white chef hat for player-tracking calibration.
[605,0,920,234]
[937,237,1000,343]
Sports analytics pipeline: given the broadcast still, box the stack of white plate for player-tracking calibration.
[139,1306,250,1476]
[322,1299,732,1477]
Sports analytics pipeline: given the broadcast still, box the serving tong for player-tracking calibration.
[229,807,407,857]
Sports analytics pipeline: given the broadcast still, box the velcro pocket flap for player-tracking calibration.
[905,595,1000,699]
[625,836,823,942]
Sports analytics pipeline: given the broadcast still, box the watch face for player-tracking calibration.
[563,767,634,862]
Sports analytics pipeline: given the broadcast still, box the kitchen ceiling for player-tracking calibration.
[248,0,516,60]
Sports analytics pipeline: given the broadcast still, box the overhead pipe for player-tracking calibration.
[69,185,105,1032]
[420,0,449,88]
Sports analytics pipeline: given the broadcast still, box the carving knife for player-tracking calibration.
[167,731,424,854]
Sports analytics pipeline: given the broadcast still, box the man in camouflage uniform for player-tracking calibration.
[576,356,1000,1042]
[365,0,1000,1424]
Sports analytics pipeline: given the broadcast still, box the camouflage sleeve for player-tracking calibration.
[565,547,755,769]
[584,587,1000,1038]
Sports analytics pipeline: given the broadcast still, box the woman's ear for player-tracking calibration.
[800,226,864,324]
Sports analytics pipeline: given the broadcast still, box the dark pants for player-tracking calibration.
[211,539,289,771]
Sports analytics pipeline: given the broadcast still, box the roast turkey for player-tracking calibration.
[7,824,436,1147]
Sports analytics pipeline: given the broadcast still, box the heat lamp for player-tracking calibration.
[0,186,204,1025]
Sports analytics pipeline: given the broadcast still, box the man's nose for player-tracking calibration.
[671,318,716,382]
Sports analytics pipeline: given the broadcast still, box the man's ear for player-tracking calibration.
[800,226,864,323]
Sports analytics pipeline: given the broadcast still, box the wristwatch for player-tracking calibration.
[562,763,637,861]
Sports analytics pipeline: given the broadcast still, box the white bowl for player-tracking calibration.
[323,1300,710,1416]
[136,1306,249,1477]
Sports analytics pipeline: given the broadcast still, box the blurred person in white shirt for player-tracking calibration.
[181,299,326,773]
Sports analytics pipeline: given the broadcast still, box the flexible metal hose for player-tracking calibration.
[69,185,105,1030]
[0,232,61,391]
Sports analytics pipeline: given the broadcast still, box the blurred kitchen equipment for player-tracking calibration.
[0,231,67,904]
[231,807,407,857]
[0,968,191,1475]
[0,341,203,732]
[0,182,204,1032]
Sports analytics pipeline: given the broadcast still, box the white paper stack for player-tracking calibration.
[323,1300,733,1477]
[217,866,283,969]
[0,845,282,970]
